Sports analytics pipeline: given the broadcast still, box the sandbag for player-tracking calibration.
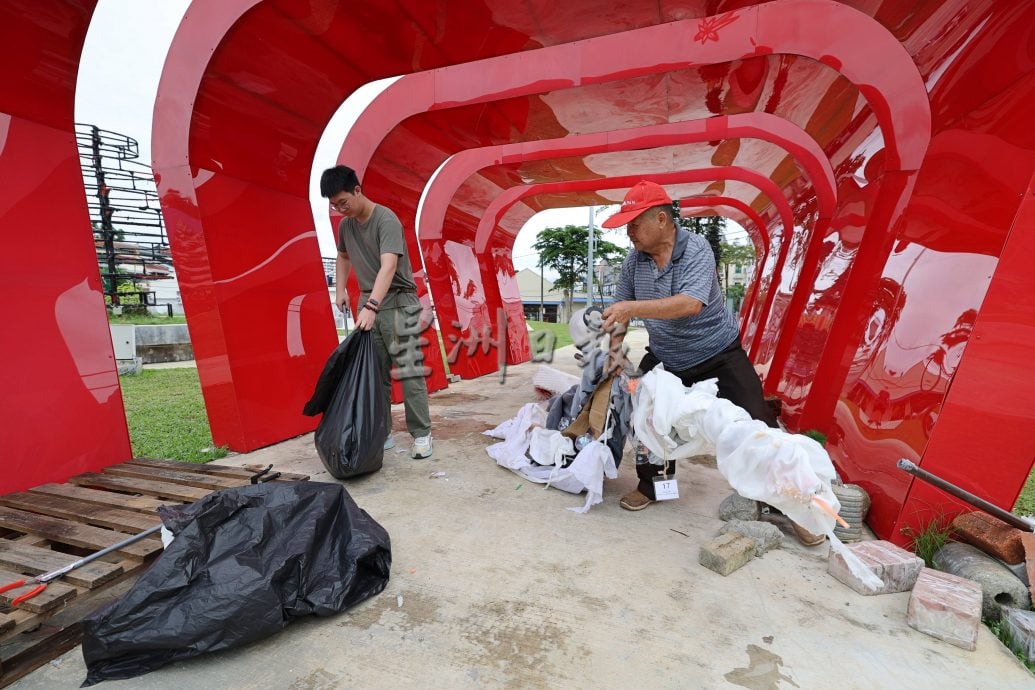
[304,330,387,479]
[81,481,391,686]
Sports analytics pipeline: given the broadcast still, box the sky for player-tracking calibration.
[74,1,740,280]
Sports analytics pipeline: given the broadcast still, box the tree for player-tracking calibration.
[719,241,756,291]
[533,224,624,316]
[672,200,722,268]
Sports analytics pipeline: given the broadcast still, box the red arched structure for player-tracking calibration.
[414,110,833,365]
[3,1,1034,546]
[415,113,831,376]
[0,0,134,495]
[678,197,772,325]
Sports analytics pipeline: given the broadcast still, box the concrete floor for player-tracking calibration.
[17,334,1033,689]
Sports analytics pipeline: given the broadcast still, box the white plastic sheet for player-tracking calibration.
[631,368,882,591]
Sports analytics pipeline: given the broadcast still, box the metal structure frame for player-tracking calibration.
[3,0,1034,545]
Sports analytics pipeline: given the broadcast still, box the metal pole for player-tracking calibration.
[587,206,595,309]
[896,459,1033,532]
[539,257,544,321]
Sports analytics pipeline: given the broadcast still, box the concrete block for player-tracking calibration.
[933,542,1031,620]
[907,568,982,651]
[1004,608,1035,661]
[699,533,756,576]
[719,520,783,557]
[116,357,143,376]
[718,493,761,522]
[1022,533,1035,602]
[952,512,1025,565]
[827,540,923,595]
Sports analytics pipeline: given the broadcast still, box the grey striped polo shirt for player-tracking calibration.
[615,230,740,371]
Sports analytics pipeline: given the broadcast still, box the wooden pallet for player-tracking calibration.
[0,458,308,687]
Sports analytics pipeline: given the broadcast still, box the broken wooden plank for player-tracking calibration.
[69,473,209,502]
[0,507,161,559]
[0,567,77,614]
[102,464,241,491]
[28,483,174,514]
[0,542,123,589]
[0,493,160,534]
[128,457,309,481]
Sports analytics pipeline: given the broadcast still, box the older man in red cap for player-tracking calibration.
[597,181,821,538]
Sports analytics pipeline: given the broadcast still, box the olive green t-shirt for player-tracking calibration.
[336,204,418,309]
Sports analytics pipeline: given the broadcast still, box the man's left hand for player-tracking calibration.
[602,301,634,332]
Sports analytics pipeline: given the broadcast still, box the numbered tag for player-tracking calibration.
[653,477,679,501]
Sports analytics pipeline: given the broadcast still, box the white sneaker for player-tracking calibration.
[384,436,395,451]
[410,435,433,459]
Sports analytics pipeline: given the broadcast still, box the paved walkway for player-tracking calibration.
[17,332,1032,688]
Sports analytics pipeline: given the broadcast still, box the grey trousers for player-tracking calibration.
[370,305,432,438]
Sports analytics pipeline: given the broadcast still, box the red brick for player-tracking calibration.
[827,540,923,595]
[907,568,982,651]
[951,512,1025,565]
[1022,532,1035,603]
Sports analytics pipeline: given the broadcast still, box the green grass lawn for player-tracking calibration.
[109,313,187,325]
[525,320,574,357]
[1014,471,1035,515]
[119,368,227,463]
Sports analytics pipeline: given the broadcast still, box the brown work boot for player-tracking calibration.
[791,522,825,547]
[620,489,653,511]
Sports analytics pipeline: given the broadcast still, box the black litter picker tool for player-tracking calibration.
[0,524,162,607]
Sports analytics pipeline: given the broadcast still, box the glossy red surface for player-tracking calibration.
[5,0,1032,541]
[416,112,829,377]
[678,197,770,332]
[0,0,133,494]
[145,0,1035,537]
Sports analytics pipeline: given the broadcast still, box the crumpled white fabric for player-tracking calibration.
[529,428,574,467]
[557,440,618,513]
[484,402,547,471]
[631,368,881,591]
[485,404,615,512]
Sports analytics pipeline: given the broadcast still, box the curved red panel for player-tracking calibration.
[416,166,792,379]
[0,0,135,494]
[678,197,771,328]
[132,0,1035,545]
[415,112,829,373]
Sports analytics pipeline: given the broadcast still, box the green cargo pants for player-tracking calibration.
[370,303,432,438]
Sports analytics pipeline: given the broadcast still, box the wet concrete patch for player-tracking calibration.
[725,644,799,689]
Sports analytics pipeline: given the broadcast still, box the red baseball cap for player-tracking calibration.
[601,181,673,228]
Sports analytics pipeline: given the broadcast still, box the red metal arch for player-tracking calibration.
[417,166,794,378]
[678,196,771,326]
[0,0,134,494]
[151,0,928,452]
[472,167,797,358]
[415,113,829,374]
[337,0,924,405]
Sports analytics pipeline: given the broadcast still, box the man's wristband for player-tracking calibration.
[362,302,379,314]
[367,297,380,307]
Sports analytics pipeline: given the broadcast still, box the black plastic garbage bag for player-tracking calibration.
[303,330,387,479]
[81,481,391,686]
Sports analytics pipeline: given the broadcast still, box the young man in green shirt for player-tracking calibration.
[320,165,433,459]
